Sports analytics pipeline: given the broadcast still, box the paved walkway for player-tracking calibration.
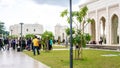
[0,49,50,68]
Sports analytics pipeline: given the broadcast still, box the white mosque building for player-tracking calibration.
[9,23,43,37]
[80,0,120,45]
[54,24,67,42]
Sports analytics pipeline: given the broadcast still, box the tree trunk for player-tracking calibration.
[75,48,77,59]
[80,46,83,59]
[75,45,83,60]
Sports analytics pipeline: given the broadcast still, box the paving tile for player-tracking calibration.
[0,49,50,68]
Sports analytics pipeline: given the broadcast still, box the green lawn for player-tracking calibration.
[24,49,120,68]
[52,45,68,49]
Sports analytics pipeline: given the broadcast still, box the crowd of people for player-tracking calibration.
[0,35,53,56]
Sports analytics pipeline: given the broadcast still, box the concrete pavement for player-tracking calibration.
[0,49,50,68]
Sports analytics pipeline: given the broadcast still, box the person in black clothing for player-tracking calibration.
[0,39,4,51]
[4,38,9,50]
[18,38,22,51]
[22,38,26,50]
[26,38,32,51]
[11,39,16,50]
[99,37,103,45]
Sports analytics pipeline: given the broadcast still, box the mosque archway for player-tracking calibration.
[111,14,119,44]
[91,19,96,41]
[100,17,106,44]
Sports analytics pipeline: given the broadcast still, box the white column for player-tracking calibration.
[106,7,111,44]
[86,13,90,34]
[95,10,100,43]
[119,4,120,45]
[86,15,90,35]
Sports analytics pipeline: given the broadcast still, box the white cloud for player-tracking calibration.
[33,0,79,7]
[0,0,80,33]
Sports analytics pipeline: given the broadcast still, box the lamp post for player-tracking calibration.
[69,0,73,68]
[46,35,49,50]
[20,22,24,51]
[11,29,13,36]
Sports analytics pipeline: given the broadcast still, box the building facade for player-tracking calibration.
[54,24,67,42]
[79,0,120,45]
[9,24,43,37]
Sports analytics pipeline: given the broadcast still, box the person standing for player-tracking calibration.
[11,39,16,50]
[99,37,103,45]
[0,39,4,51]
[4,38,9,50]
[32,36,40,56]
[26,38,32,51]
[48,39,53,50]
[21,38,26,50]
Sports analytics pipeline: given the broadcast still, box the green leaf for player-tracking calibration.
[67,17,70,23]
[72,11,78,16]
[60,9,68,17]
[65,28,75,36]
[41,31,54,40]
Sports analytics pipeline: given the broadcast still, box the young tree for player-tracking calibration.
[25,34,34,39]
[61,6,92,59]
[65,28,75,47]
[0,22,5,34]
[41,31,54,51]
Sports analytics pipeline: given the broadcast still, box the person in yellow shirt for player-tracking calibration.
[32,36,40,56]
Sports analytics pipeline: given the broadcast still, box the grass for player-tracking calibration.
[52,45,68,49]
[24,49,120,68]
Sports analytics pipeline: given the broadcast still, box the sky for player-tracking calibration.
[0,0,81,33]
